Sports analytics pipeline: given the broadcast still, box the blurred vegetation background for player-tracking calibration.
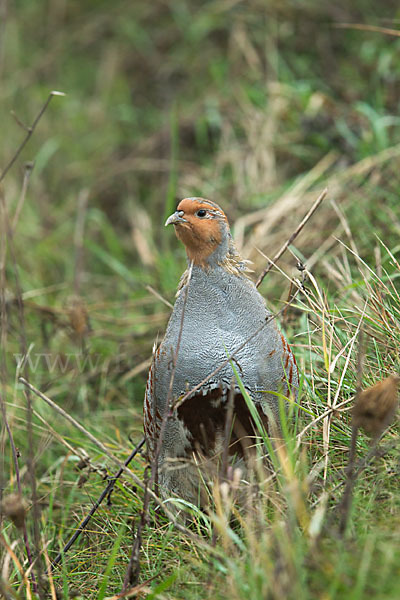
[2,0,400,399]
[1,1,400,598]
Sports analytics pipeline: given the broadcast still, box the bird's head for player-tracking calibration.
[165,197,232,268]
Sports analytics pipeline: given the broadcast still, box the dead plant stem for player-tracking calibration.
[0,91,65,183]
[255,188,327,288]
[50,437,145,570]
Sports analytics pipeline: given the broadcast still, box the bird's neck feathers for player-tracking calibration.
[177,238,252,294]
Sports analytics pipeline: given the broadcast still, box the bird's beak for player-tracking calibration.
[165,211,186,227]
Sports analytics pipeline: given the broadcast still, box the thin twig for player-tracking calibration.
[12,162,34,232]
[0,91,65,183]
[255,188,328,288]
[105,576,158,600]
[334,22,400,37]
[295,395,354,450]
[50,438,145,570]
[122,466,150,590]
[145,285,173,309]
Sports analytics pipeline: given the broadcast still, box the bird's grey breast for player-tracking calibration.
[154,267,279,403]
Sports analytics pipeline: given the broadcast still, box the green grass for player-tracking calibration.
[1,1,400,598]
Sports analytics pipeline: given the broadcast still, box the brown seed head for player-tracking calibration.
[352,374,400,437]
[0,493,28,529]
[66,295,90,338]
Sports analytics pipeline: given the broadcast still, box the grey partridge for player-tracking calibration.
[144,197,298,506]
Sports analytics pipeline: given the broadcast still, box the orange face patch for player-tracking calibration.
[173,198,229,267]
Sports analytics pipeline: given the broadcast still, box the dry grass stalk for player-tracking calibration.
[255,187,328,288]
[233,143,400,281]
[11,161,34,232]
[121,466,150,591]
[0,534,33,600]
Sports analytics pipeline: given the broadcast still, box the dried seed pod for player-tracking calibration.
[65,295,90,338]
[76,457,90,471]
[77,473,89,488]
[353,374,400,437]
[0,493,28,529]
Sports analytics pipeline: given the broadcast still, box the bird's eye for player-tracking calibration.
[196,209,207,218]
